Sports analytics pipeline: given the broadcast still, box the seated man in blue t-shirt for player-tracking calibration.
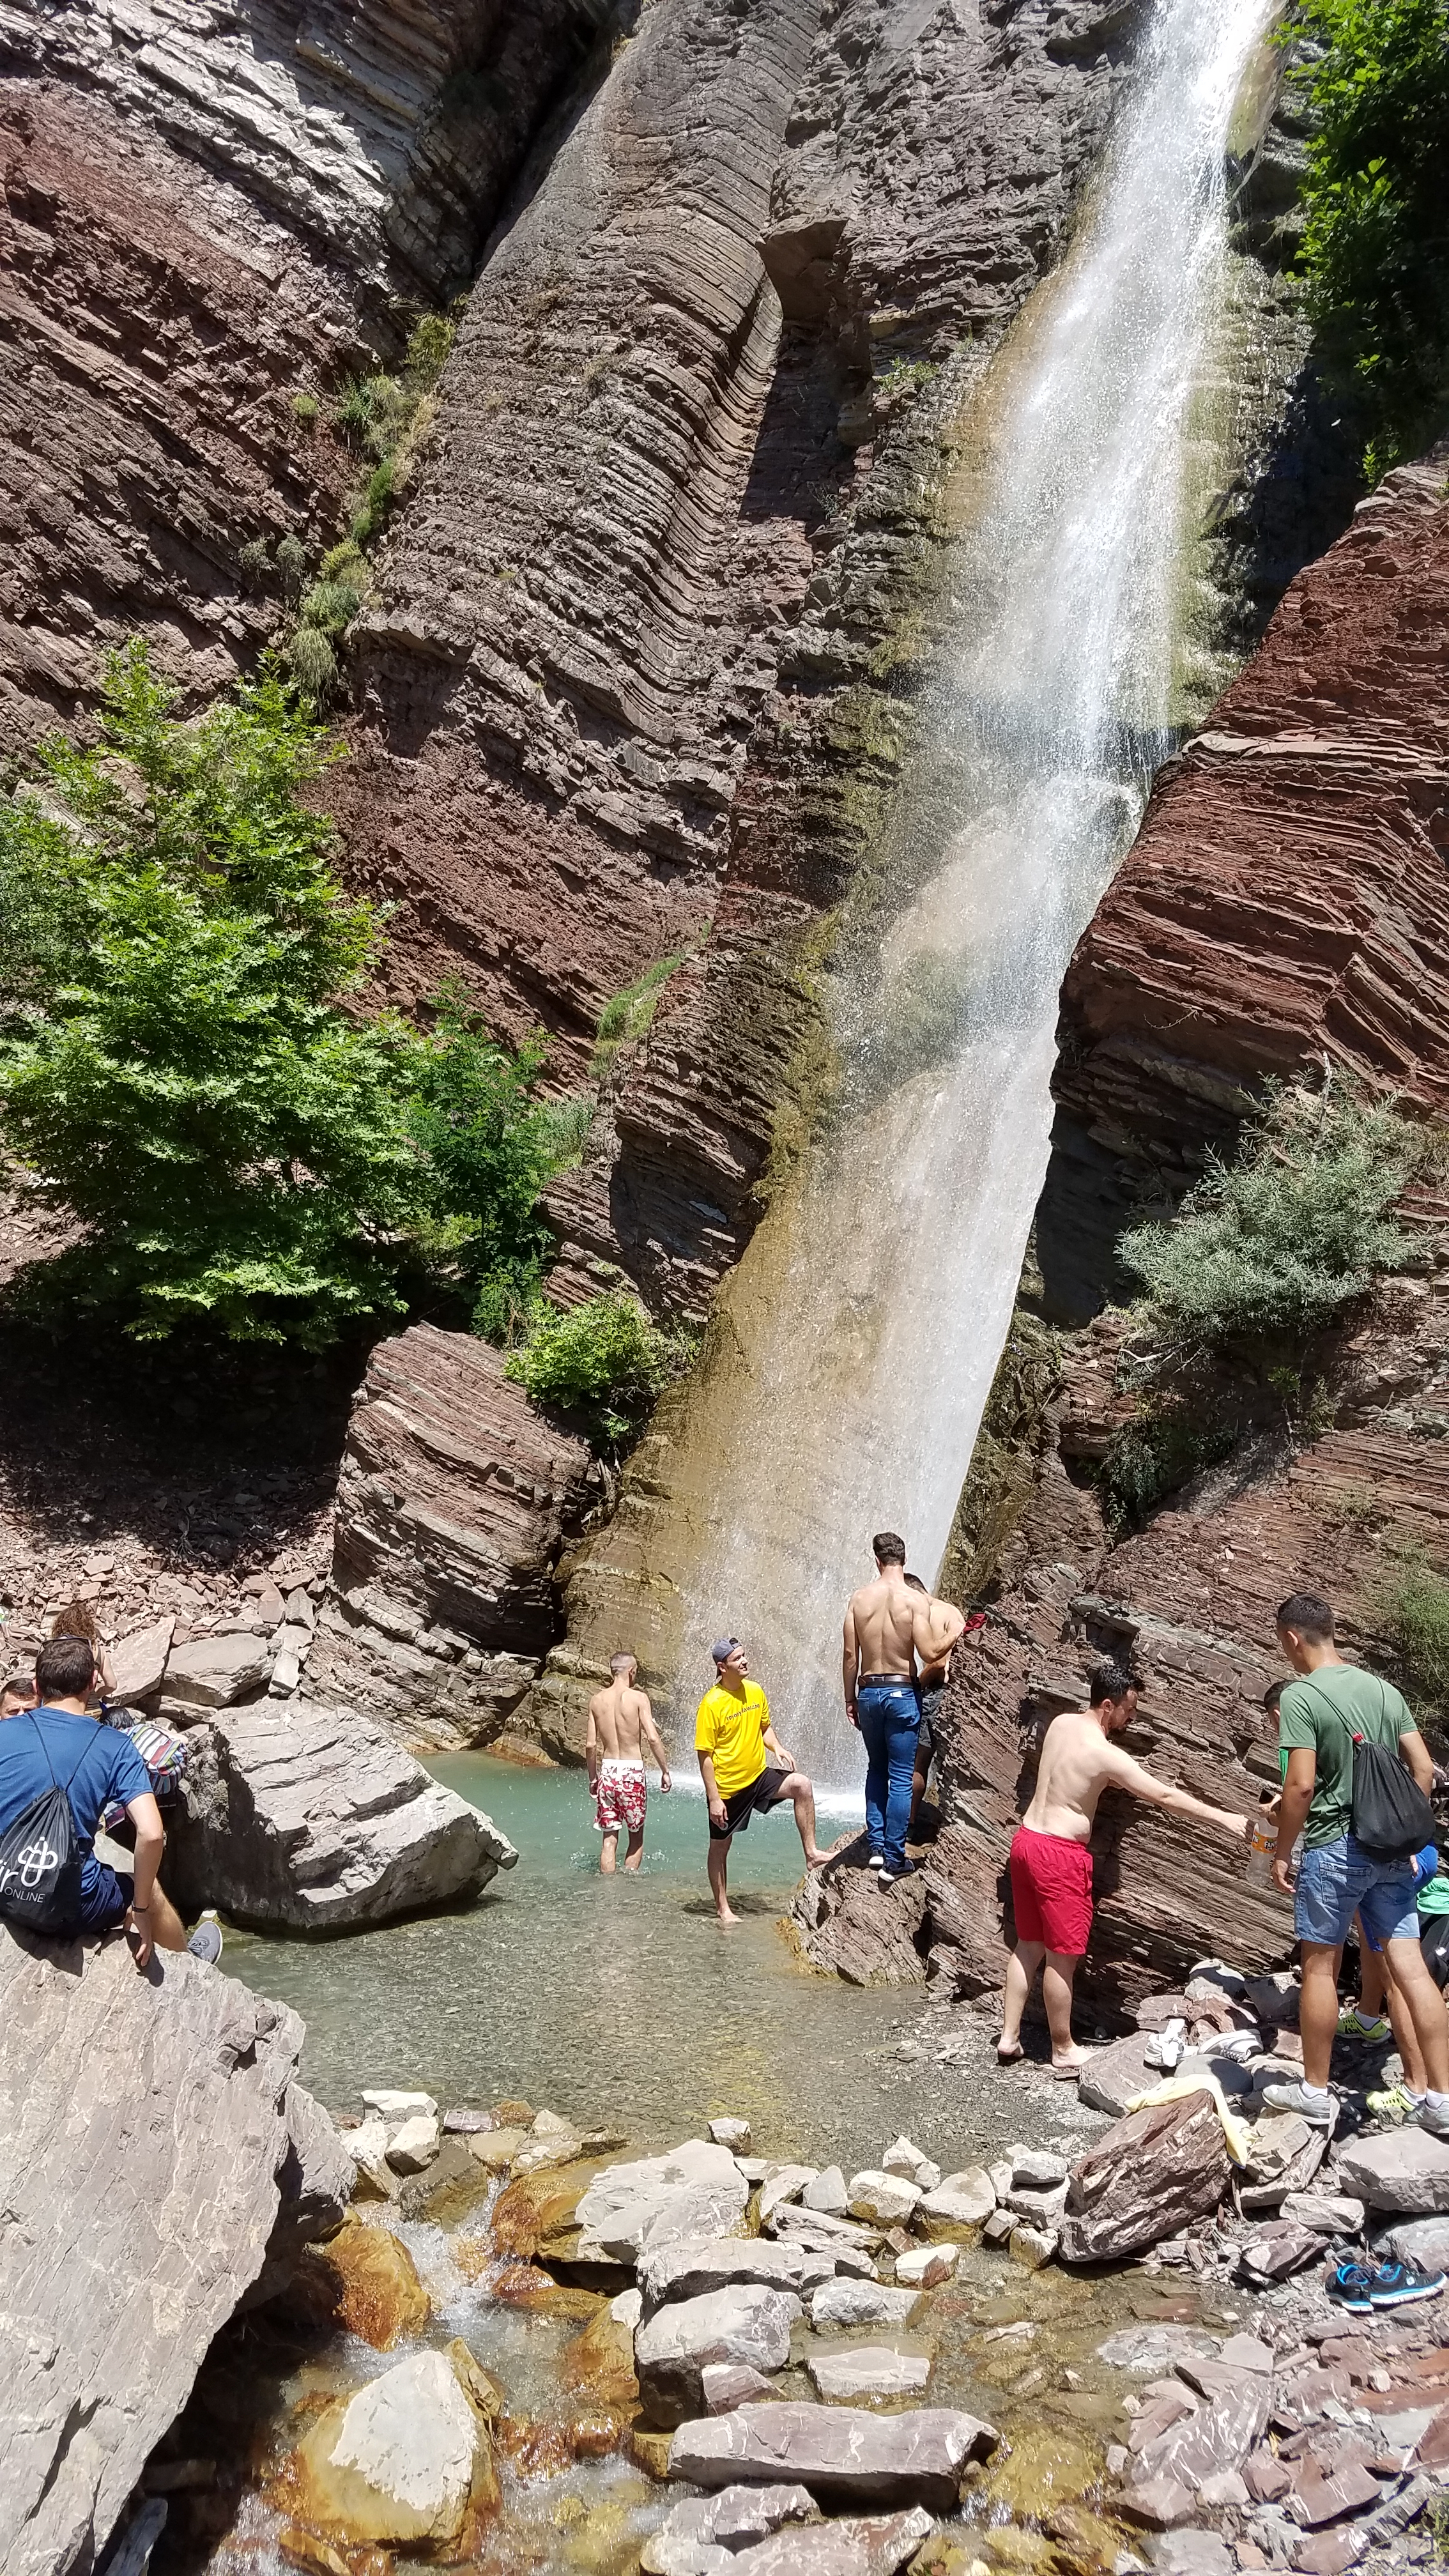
[0,1634,206,1963]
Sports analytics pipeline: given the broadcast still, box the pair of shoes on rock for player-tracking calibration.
[878,1861,917,1886]
[1329,2253,1447,2312]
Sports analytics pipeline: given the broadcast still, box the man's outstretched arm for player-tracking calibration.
[1107,1747,1248,1838]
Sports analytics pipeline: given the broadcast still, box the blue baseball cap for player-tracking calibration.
[710,1637,739,1665]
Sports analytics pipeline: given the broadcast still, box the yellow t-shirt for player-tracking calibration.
[695,1679,770,1797]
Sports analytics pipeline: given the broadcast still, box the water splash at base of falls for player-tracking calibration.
[609,0,1279,1782]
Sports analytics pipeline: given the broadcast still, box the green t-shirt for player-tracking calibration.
[1278,1664,1417,1849]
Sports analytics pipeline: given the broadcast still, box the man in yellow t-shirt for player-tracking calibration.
[696,1639,825,1924]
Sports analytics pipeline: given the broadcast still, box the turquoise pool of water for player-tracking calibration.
[225,1758,956,2170]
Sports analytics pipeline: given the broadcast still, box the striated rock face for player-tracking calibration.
[0,0,606,744]
[1038,446,1449,1318]
[0,1926,349,2576]
[307,1322,597,1749]
[167,1692,517,1930]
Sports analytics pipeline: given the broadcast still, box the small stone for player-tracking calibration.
[810,2280,919,2331]
[256,1581,286,1628]
[442,2108,493,2135]
[1218,2336,1275,2377]
[362,2090,438,2122]
[988,2159,1014,2202]
[285,1586,316,1629]
[802,2166,849,2215]
[1007,2182,1068,2227]
[1012,2148,1069,2188]
[1116,2473,1194,2527]
[760,2165,818,2223]
[611,2288,643,2327]
[919,2169,995,2228]
[1009,2223,1057,2271]
[882,2137,940,2191]
[1096,2326,1220,2372]
[530,2108,572,2136]
[344,2115,401,2203]
[466,2126,527,2170]
[894,2244,960,2285]
[702,2361,776,2414]
[709,2119,751,2151]
[806,2344,933,2401]
[983,2211,1014,2244]
[1154,2534,1232,2576]
[847,2172,923,2225]
[1198,2469,1249,2509]
[384,2114,440,2175]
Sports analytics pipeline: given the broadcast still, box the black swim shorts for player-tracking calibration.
[709,1766,792,1840]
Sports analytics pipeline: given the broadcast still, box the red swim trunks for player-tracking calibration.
[595,1759,647,1837]
[1009,1824,1093,1956]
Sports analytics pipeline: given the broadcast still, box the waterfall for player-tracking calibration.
[646,0,1276,1786]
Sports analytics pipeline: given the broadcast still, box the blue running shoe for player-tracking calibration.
[1363,2257,1447,2309]
[1326,2258,1375,2312]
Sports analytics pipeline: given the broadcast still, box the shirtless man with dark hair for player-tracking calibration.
[843,1533,963,1885]
[999,1663,1248,2072]
[586,1652,671,1874]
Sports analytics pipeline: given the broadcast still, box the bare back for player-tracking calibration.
[846,1574,933,1679]
[588,1680,650,1761]
[1022,1710,1117,1843]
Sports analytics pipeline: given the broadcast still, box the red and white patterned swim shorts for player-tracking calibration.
[595,1759,647,1836]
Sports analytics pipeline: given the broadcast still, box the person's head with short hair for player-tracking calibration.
[610,1650,638,1679]
[36,1634,96,1706]
[903,1572,927,1595]
[1,1669,36,1717]
[1087,1662,1137,1731]
[1262,1678,1284,1717]
[872,1531,907,1568]
[711,1637,747,1680]
[1276,1591,1334,1675]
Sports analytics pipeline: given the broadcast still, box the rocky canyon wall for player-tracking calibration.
[796,451,1449,1997]
[0,0,606,744]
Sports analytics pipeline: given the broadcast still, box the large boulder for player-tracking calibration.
[1335,2128,1449,2214]
[635,2286,802,2427]
[291,2346,499,2549]
[577,2142,750,2264]
[1059,2093,1232,2264]
[164,1627,273,1709]
[166,1696,516,1932]
[0,1926,349,2576]
[307,1324,596,1751]
[640,2236,835,2311]
[668,2404,997,2511]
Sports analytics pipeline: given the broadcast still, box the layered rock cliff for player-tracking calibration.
[0,0,607,744]
[795,450,1449,1995]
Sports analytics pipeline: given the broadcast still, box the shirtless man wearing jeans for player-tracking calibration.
[998,1662,1249,2072]
[843,1533,963,1885]
[586,1653,671,1874]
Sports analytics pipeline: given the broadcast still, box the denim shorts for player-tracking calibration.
[1294,1834,1420,1949]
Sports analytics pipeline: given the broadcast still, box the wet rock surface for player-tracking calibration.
[0,1925,348,2576]
[668,2402,997,2512]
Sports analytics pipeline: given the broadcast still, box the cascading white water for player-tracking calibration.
[649,0,1276,1785]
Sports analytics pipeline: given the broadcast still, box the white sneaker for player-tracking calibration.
[867,1853,885,1871]
[187,1913,224,1965]
[1259,2078,1336,2131]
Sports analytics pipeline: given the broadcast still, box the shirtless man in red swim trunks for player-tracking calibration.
[998,1662,1249,2073]
[586,1652,671,1874]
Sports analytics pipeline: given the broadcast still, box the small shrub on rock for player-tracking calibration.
[1117,1082,1425,1358]
[505,1291,695,1453]
[284,624,338,703]
[1369,1551,1449,1714]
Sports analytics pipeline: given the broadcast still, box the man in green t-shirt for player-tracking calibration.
[1264,1590,1448,2136]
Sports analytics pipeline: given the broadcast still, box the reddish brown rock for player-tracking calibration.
[307,1324,595,1749]
[1059,2094,1232,2266]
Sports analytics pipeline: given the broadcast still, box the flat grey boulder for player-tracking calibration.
[636,2286,801,2427]
[809,2280,919,2331]
[0,1926,349,2576]
[578,2141,750,2264]
[1335,2128,1449,2214]
[1386,2214,1449,2271]
[107,1615,174,1703]
[806,2345,933,2402]
[731,2508,933,2576]
[1076,2034,1163,2117]
[641,2235,834,2311]
[641,2481,818,2575]
[668,2403,997,2511]
[165,1627,273,1707]
[167,1698,514,1931]
[917,2169,995,2229]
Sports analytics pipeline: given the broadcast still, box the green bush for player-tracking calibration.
[1117,1082,1424,1356]
[351,459,396,548]
[275,533,309,596]
[0,648,588,1349]
[1286,0,1449,476]
[505,1291,694,1453]
[291,391,319,427]
[1369,1551,1449,1710]
[236,537,273,585]
[1098,1404,1238,1532]
[300,577,366,638]
[284,624,338,703]
[404,312,457,389]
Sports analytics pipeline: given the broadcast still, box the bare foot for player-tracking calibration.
[996,2040,1025,2064]
[716,1904,740,1926]
[1051,2048,1095,2076]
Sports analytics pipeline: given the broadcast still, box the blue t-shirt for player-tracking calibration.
[0,1708,151,1900]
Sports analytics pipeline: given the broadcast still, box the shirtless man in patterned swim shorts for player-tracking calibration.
[586,1652,671,1873]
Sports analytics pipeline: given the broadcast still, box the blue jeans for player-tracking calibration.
[857,1682,920,1876]
[1294,1834,1420,1949]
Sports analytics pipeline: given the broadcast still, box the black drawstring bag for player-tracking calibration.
[1303,1677,1438,1862]
[1422,1910,1449,1992]
[0,1717,86,1933]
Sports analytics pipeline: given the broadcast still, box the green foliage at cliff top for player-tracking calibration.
[0,645,578,1347]
[1288,0,1449,475]
[1117,1080,1425,1356]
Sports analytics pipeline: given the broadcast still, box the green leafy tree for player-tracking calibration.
[505,1291,694,1453]
[1288,0,1449,474]
[1117,1081,1424,1357]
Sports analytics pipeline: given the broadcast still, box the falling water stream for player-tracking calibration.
[613,0,1279,1786]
